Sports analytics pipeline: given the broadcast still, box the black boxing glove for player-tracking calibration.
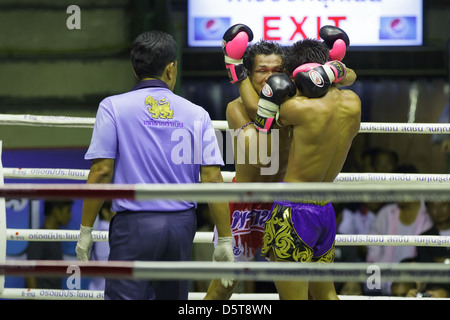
[319,25,350,61]
[292,63,333,98]
[292,61,347,98]
[255,73,296,133]
[222,24,253,83]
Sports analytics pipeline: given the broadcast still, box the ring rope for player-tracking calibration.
[1,113,450,134]
[6,229,450,247]
[0,288,104,300]
[3,289,447,300]
[1,182,450,202]
[4,168,450,184]
[2,289,447,300]
[0,114,96,128]
[187,292,449,301]
[1,260,450,283]
[4,168,90,180]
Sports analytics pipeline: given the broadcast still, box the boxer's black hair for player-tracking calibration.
[131,31,177,80]
[243,40,284,74]
[283,39,329,75]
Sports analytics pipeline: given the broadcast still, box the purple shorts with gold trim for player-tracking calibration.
[261,200,336,263]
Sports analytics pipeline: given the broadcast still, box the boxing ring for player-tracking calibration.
[1,113,450,300]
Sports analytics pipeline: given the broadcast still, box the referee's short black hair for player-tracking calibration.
[131,30,177,80]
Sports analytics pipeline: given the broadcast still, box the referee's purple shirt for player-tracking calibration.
[85,79,224,212]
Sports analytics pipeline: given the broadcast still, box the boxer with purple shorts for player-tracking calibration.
[254,33,361,300]
[262,201,336,263]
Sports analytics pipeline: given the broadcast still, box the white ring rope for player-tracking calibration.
[0,114,96,128]
[2,289,447,300]
[187,293,448,301]
[7,229,109,242]
[0,288,104,300]
[4,168,90,180]
[3,289,447,300]
[1,260,450,284]
[4,168,450,184]
[1,113,450,134]
[6,229,450,248]
[1,182,450,202]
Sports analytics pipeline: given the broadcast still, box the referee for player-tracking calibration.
[76,31,233,300]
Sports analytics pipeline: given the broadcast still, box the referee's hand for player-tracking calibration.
[213,236,234,288]
[76,225,93,261]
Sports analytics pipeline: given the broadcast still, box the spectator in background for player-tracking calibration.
[366,165,432,295]
[337,282,364,297]
[88,202,115,291]
[405,283,450,298]
[408,201,450,298]
[391,281,417,298]
[431,99,450,172]
[417,283,450,298]
[334,203,366,297]
[334,202,369,261]
[360,148,400,215]
[390,257,421,297]
[371,149,399,174]
[337,202,376,237]
[335,201,375,270]
[417,201,450,264]
[26,200,73,289]
[338,148,399,239]
[360,147,382,172]
[391,258,450,299]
